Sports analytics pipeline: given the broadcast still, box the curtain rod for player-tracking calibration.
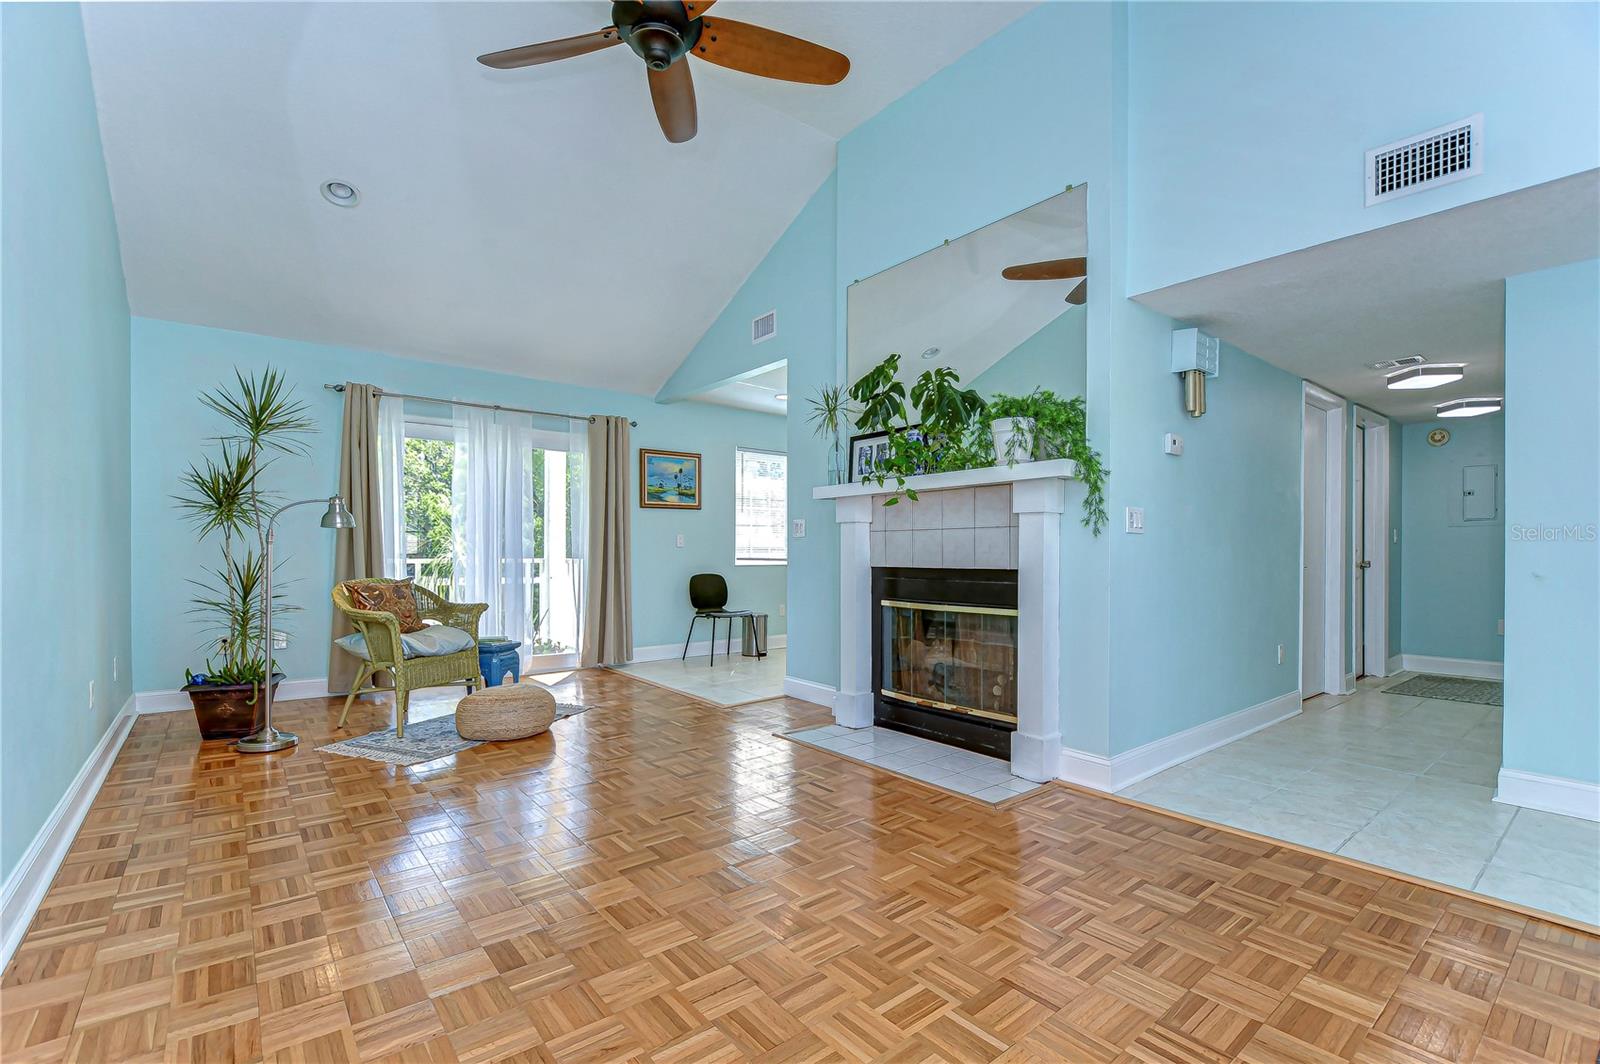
[323,383,636,427]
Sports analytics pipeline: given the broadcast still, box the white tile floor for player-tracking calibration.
[1121,673,1600,926]
[785,724,1047,805]
[613,647,787,706]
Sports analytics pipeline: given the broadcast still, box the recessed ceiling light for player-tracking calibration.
[774,393,788,401]
[920,347,940,360]
[321,180,360,207]
[1435,397,1502,418]
[1387,363,1464,390]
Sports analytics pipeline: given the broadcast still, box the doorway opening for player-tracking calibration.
[1301,384,1346,698]
[1352,407,1391,679]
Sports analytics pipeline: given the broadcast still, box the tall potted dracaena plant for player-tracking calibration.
[175,368,315,739]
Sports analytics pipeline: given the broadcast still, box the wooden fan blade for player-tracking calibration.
[683,0,717,16]
[648,60,698,143]
[692,18,849,85]
[1066,279,1087,305]
[1001,257,1087,282]
[477,28,619,69]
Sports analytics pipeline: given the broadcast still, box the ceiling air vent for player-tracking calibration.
[1366,114,1482,206]
[752,310,777,344]
[1368,354,1428,371]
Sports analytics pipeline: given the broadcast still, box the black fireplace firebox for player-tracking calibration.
[871,567,1019,760]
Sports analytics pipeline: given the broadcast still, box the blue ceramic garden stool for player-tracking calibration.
[477,638,521,688]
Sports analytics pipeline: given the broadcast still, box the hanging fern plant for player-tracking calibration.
[984,389,1109,535]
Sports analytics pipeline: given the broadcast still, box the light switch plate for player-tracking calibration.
[1125,507,1145,534]
[791,518,806,538]
[675,533,684,548]
[1163,433,1184,456]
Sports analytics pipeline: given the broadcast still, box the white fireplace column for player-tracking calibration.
[1009,479,1064,781]
[833,494,875,728]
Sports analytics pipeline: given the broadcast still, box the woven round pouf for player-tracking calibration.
[455,683,557,741]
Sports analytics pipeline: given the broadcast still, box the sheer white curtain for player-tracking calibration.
[375,396,407,578]
[451,406,537,651]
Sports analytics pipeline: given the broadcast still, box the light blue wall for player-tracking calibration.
[1400,414,1505,662]
[970,308,1087,401]
[1105,329,1303,753]
[129,318,785,691]
[1503,258,1599,785]
[0,4,133,880]
[658,174,839,688]
[1127,1,1600,293]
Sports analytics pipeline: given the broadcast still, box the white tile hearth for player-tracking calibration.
[783,724,1047,805]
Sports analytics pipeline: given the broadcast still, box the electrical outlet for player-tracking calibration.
[778,604,786,616]
[675,533,684,548]
[1124,507,1145,534]
[1277,644,1285,665]
[791,518,806,538]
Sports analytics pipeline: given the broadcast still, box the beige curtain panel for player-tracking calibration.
[581,415,633,666]
[329,382,386,693]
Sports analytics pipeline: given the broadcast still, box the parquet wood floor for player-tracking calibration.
[3,669,1596,1063]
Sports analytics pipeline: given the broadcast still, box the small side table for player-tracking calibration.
[477,638,521,688]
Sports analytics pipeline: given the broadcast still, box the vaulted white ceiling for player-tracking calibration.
[81,2,1032,394]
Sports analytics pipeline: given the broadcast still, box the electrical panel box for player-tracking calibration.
[1171,328,1221,378]
[1461,464,1499,522]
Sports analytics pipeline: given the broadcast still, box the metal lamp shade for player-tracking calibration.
[320,495,357,529]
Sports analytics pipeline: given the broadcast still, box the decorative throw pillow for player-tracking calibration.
[346,580,426,633]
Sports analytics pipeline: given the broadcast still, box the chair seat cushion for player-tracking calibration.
[336,624,476,661]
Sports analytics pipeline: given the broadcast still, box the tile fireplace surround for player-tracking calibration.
[814,460,1076,781]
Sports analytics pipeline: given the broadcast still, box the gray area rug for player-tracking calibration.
[1384,674,1502,706]
[318,704,589,766]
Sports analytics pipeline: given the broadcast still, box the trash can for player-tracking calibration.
[741,613,768,658]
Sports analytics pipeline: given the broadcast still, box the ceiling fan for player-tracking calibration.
[478,1,850,144]
[1002,256,1087,305]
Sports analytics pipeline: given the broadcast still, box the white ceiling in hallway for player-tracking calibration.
[1133,171,1600,423]
[81,2,1033,393]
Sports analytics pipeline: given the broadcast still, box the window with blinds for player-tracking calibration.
[735,448,787,564]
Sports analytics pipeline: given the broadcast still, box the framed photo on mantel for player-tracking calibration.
[849,427,924,484]
[639,449,701,509]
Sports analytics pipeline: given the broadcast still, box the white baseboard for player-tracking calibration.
[1386,654,1404,675]
[628,634,787,665]
[1058,690,1301,793]
[1399,654,1503,680]
[134,676,334,714]
[782,675,836,708]
[1495,768,1600,822]
[1,696,138,971]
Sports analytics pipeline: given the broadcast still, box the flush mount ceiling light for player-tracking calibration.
[320,180,360,207]
[1387,363,1465,389]
[920,347,940,360]
[1435,396,1502,418]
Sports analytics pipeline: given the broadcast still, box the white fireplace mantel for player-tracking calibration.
[812,460,1074,782]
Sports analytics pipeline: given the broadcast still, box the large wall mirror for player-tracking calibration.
[846,185,1087,402]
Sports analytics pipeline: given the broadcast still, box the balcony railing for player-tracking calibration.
[404,556,580,655]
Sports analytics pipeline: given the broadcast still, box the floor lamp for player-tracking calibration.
[236,495,356,754]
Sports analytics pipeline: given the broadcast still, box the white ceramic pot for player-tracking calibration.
[991,417,1036,464]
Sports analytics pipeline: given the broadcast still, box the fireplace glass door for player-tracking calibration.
[880,600,1018,724]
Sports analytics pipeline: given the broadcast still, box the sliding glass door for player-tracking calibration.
[400,403,585,673]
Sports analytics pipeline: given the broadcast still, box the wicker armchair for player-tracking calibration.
[332,579,488,737]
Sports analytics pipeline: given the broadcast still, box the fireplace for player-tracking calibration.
[872,567,1019,759]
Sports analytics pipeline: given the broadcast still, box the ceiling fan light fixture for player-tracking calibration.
[1386,363,1464,390]
[320,181,359,207]
[1435,397,1502,418]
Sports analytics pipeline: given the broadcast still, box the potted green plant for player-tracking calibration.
[985,389,1109,535]
[847,354,988,503]
[175,368,314,738]
[806,383,850,485]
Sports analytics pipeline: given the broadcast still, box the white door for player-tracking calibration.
[1302,406,1326,695]
[1352,425,1367,678]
